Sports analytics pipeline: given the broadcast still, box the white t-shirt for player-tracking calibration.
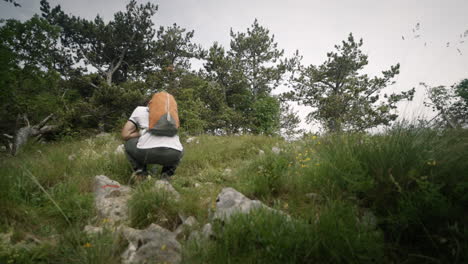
[129,106,183,151]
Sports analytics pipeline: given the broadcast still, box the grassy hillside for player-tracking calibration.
[1,128,467,263]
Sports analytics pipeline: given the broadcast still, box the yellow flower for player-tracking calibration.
[102,218,109,223]
[283,203,289,209]
[315,163,320,166]
[161,244,167,251]
[83,242,92,248]
[312,136,317,140]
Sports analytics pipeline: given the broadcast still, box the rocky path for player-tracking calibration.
[86,175,287,264]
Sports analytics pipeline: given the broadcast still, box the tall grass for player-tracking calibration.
[1,129,466,263]
[185,205,384,264]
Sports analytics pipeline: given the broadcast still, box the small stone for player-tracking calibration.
[121,224,181,264]
[194,183,201,188]
[213,187,288,222]
[272,146,281,154]
[202,223,214,238]
[361,210,378,230]
[84,225,103,235]
[259,149,265,155]
[174,216,199,239]
[96,132,110,138]
[68,154,76,161]
[114,144,125,154]
[154,180,181,200]
[305,193,319,200]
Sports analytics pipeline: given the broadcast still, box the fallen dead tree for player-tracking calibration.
[8,114,59,155]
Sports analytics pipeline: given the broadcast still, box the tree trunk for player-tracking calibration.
[12,114,58,155]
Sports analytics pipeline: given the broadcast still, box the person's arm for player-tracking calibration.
[121,121,140,141]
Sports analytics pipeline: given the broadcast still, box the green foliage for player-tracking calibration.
[424,79,468,128]
[203,19,288,134]
[287,33,415,132]
[0,16,66,137]
[251,96,281,135]
[41,0,158,85]
[228,19,287,97]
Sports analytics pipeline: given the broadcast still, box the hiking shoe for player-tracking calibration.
[130,169,148,184]
[160,172,172,181]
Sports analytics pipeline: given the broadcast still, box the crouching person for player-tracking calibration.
[121,92,183,182]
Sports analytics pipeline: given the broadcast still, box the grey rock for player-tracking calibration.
[68,154,76,161]
[361,210,378,230]
[186,137,196,143]
[213,187,286,221]
[115,144,125,154]
[305,192,320,200]
[121,224,181,264]
[96,132,111,138]
[154,180,181,201]
[94,175,132,224]
[272,146,281,154]
[202,223,214,238]
[174,216,198,240]
[84,225,103,235]
[188,230,201,242]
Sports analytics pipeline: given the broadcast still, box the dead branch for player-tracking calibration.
[12,114,58,156]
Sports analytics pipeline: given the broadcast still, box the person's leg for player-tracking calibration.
[124,138,147,173]
[143,147,183,178]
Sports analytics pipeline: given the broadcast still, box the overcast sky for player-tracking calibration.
[2,0,467,131]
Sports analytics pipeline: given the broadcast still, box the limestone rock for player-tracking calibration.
[96,132,111,138]
[305,192,321,201]
[213,187,285,221]
[202,223,214,238]
[174,216,198,240]
[272,146,281,154]
[360,210,378,230]
[84,225,103,235]
[154,180,180,201]
[121,224,181,264]
[115,144,125,154]
[68,154,76,161]
[94,175,132,224]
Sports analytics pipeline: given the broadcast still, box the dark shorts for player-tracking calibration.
[124,137,183,170]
